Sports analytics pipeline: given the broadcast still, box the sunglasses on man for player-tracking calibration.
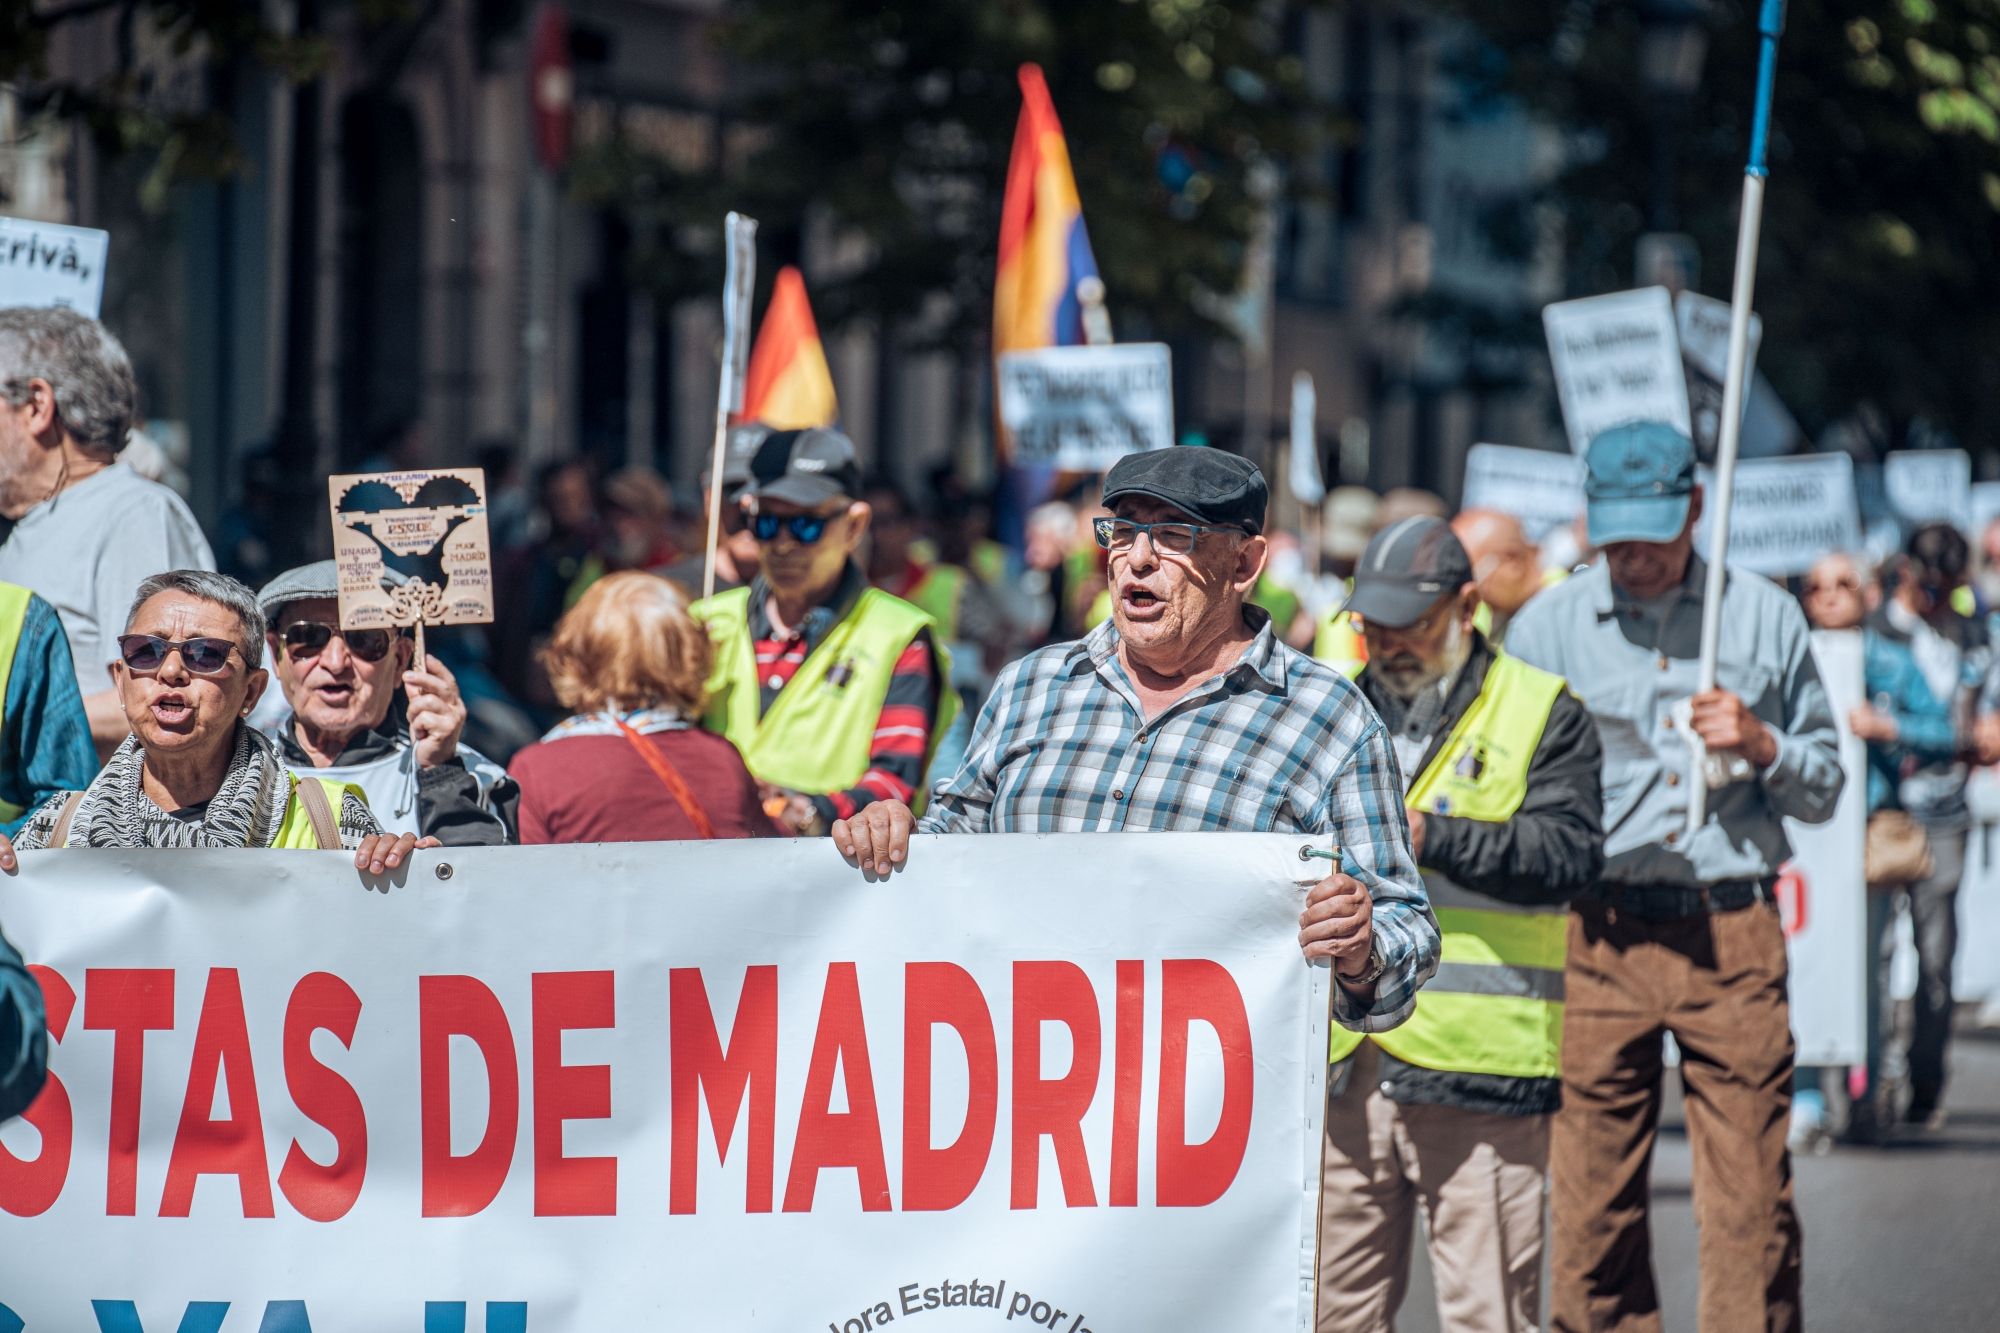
[280,621,398,664]
[117,635,240,676]
[752,510,843,545]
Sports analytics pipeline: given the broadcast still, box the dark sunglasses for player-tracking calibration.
[752,511,839,544]
[117,634,239,676]
[281,621,396,664]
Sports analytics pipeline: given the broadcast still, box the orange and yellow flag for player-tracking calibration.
[738,266,838,430]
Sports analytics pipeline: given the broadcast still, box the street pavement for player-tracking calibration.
[1393,1030,2000,1331]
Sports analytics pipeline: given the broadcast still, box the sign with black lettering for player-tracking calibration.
[1542,287,1691,455]
[997,344,1174,471]
[0,215,108,317]
[1693,454,1860,576]
[328,469,494,630]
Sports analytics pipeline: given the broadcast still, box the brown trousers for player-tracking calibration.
[1551,899,1802,1333]
[1318,1044,1550,1333]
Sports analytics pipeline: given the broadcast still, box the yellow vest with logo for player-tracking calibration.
[0,583,36,822]
[693,586,959,814]
[1330,652,1569,1079]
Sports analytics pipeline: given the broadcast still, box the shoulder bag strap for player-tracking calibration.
[612,719,717,839]
[47,791,84,849]
[294,777,343,850]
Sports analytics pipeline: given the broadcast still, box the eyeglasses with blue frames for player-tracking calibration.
[751,510,843,545]
[1092,515,1246,556]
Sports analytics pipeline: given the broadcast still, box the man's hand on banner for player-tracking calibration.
[831,799,914,878]
[0,833,15,874]
[1298,872,1376,977]
[404,657,468,769]
[354,831,442,877]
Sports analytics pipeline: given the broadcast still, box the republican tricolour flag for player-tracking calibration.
[738,265,838,429]
[994,63,1101,359]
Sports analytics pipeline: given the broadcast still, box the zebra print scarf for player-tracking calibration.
[24,726,293,850]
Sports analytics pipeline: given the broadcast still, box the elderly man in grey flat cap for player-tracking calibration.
[254,560,515,844]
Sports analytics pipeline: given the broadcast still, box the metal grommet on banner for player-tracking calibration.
[435,862,455,881]
[1299,845,1338,863]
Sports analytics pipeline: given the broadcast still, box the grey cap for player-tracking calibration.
[721,422,773,494]
[257,559,406,622]
[1345,516,1474,627]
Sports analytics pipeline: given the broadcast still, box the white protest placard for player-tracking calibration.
[1675,292,1763,458]
[1459,443,1586,542]
[997,343,1174,471]
[0,835,1328,1331]
[1969,482,2000,541]
[0,216,108,317]
[1692,454,1860,577]
[328,468,494,631]
[1782,629,1868,1065]
[1883,449,1972,532]
[1542,287,1690,455]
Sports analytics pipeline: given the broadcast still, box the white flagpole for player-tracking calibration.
[1689,0,1786,833]
[704,212,758,600]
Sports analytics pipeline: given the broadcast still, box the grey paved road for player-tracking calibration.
[1392,1031,2000,1331]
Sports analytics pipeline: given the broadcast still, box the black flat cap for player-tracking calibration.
[1345,516,1474,627]
[1101,447,1268,534]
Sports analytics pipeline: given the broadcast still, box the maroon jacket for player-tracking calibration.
[510,728,781,843]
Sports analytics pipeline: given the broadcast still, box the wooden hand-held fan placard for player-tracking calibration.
[327,468,494,668]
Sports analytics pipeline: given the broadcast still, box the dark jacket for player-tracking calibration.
[1353,632,1605,1116]
[0,924,46,1121]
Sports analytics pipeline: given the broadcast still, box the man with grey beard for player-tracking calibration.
[1321,515,1604,1333]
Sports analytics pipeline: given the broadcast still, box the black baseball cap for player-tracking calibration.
[1346,516,1474,628]
[1100,447,1268,535]
[746,427,863,508]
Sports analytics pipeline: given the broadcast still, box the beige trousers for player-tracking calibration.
[1317,1043,1550,1333]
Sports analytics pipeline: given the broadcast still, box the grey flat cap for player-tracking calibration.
[258,559,406,620]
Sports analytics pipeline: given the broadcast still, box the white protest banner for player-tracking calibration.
[1675,292,1763,459]
[0,836,1328,1331]
[1542,287,1690,455]
[328,469,494,639]
[1883,449,1972,532]
[1692,454,1860,577]
[0,216,109,317]
[1459,444,1585,542]
[996,343,1174,472]
[1780,630,1867,1065]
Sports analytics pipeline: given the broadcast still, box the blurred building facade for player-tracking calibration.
[5,0,1561,542]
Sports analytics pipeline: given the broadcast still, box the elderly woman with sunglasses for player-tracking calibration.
[250,561,515,844]
[0,570,432,870]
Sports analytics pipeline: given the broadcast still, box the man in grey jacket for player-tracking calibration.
[1507,423,1843,1333]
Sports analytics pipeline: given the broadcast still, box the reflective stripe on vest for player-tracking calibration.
[0,584,34,822]
[1330,652,1570,1079]
[692,586,959,814]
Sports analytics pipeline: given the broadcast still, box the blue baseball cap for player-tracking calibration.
[1583,422,1697,546]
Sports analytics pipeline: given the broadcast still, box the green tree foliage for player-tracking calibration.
[573,0,1334,346]
[1444,0,2000,450]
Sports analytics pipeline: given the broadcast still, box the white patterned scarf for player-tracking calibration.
[20,726,299,850]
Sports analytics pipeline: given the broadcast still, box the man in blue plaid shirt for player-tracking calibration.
[834,448,1438,1031]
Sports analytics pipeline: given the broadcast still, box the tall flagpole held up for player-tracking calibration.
[1689,0,1787,834]
[704,213,758,600]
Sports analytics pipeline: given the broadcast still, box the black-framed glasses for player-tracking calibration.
[1092,515,1243,556]
[752,511,837,545]
[281,621,396,664]
[117,634,239,676]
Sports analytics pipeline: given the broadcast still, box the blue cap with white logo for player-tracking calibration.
[1583,421,1697,547]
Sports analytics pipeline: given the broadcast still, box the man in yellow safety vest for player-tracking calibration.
[693,428,956,835]
[1319,515,1605,1333]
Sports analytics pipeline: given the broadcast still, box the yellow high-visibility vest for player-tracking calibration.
[1313,604,1367,677]
[693,586,959,814]
[0,583,35,823]
[1331,652,1569,1079]
[905,564,971,644]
